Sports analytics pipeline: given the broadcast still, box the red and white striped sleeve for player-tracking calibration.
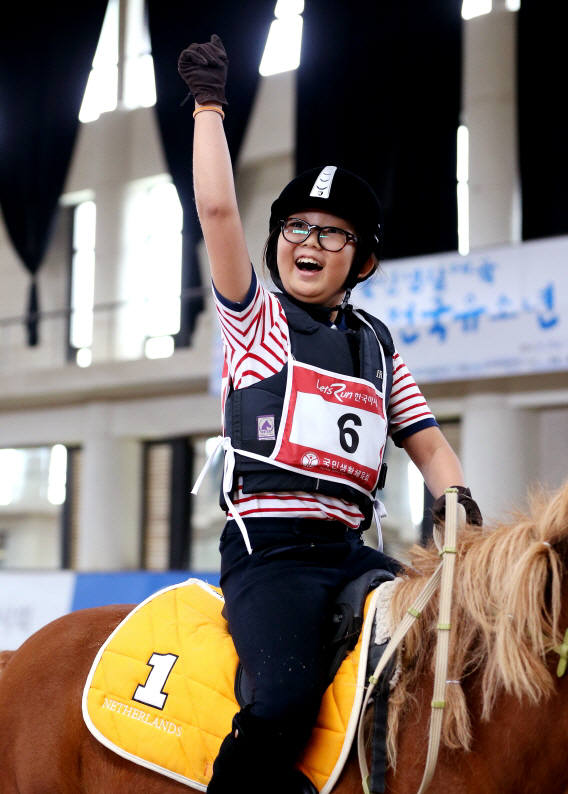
[212,270,289,391]
[388,350,438,446]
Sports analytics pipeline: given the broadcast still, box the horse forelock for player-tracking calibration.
[386,481,568,768]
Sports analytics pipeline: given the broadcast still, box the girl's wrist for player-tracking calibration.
[193,103,225,120]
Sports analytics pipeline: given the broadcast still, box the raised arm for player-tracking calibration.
[178,35,252,302]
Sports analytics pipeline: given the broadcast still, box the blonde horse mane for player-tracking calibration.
[386,482,568,766]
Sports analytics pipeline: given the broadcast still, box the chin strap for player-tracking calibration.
[330,289,352,315]
[328,289,353,326]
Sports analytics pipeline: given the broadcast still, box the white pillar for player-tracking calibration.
[464,8,520,248]
[461,393,538,526]
[538,408,568,491]
[75,404,142,570]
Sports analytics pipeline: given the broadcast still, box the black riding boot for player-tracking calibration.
[285,769,319,793]
[206,730,247,793]
[207,708,318,794]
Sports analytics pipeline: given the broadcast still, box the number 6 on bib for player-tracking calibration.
[273,361,387,497]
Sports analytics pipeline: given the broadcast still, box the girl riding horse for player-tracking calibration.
[178,34,482,794]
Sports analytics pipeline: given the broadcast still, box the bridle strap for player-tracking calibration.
[357,490,464,794]
[357,562,443,792]
[415,490,463,794]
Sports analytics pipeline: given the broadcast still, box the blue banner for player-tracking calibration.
[354,236,568,382]
[0,570,220,650]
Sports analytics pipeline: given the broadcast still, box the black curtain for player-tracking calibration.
[0,1,108,345]
[297,0,462,260]
[147,0,274,344]
[518,1,568,241]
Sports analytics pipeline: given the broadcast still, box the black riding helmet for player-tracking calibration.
[265,165,383,292]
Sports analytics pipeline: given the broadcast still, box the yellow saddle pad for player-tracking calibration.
[83,577,380,793]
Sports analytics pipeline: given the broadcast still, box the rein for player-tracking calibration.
[357,489,465,794]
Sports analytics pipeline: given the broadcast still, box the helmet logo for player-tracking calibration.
[309,165,337,199]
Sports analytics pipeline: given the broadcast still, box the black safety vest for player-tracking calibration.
[222,293,395,528]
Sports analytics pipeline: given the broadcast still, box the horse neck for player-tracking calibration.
[382,656,568,794]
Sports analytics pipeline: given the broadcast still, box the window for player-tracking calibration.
[462,0,492,19]
[142,442,173,570]
[462,0,519,19]
[259,0,304,76]
[141,181,183,358]
[69,200,96,367]
[407,461,425,527]
[79,0,119,123]
[126,180,183,359]
[48,445,68,506]
[142,438,195,571]
[190,437,225,571]
[0,449,25,507]
[80,0,156,122]
[0,446,71,569]
[61,447,82,569]
[141,436,224,573]
[123,0,157,109]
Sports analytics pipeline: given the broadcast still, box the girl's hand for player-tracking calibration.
[432,486,483,527]
[178,34,228,106]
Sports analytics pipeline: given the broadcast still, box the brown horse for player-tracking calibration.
[1,483,568,793]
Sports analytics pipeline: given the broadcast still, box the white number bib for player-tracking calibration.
[271,360,387,495]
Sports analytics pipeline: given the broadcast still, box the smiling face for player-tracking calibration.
[276,209,370,308]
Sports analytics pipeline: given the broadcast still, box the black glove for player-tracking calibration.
[178,34,228,106]
[431,486,483,527]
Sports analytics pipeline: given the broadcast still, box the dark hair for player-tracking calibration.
[263,224,283,289]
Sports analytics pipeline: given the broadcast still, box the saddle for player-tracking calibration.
[83,571,396,793]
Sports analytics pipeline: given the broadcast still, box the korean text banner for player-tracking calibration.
[355,236,567,383]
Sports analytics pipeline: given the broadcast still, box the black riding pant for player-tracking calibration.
[213,517,401,787]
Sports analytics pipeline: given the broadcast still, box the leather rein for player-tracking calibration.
[357,489,465,794]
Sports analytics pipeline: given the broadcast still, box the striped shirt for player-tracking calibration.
[214,270,437,529]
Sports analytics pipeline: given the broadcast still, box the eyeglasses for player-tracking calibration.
[280,218,358,252]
